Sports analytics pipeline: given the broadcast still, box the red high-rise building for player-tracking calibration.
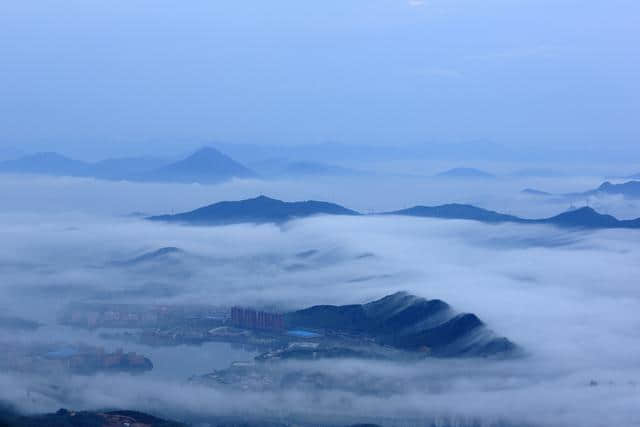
[230,307,284,331]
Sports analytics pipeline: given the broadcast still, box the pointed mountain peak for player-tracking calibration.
[183,146,234,163]
[189,146,225,157]
[138,146,256,183]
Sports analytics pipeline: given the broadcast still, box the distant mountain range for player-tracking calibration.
[0,147,378,183]
[0,147,257,184]
[148,195,360,225]
[387,204,640,229]
[0,148,586,183]
[0,152,91,176]
[435,167,495,179]
[437,167,564,179]
[148,196,640,230]
[523,180,640,200]
[521,188,552,196]
[579,181,640,199]
[285,291,516,357]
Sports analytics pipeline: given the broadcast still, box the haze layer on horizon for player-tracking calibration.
[1,0,638,160]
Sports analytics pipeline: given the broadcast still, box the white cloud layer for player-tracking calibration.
[1,195,640,425]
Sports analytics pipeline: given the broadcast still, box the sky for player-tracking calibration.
[1,0,639,159]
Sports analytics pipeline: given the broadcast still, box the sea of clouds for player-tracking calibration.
[0,175,639,426]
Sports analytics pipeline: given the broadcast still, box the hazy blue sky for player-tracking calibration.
[1,0,638,158]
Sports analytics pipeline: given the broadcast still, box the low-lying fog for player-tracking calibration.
[1,176,639,426]
[1,172,639,219]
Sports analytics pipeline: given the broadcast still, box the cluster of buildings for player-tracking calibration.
[230,307,284,331]
[62,302,287,334]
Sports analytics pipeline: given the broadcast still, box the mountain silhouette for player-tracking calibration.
[136,147,256,183]
[114,247,185,266]
[586,181,640,199]
[148,196,640,229]
[521,188,552,196]
[0,152,90,176]
[388,204,524,223]
[387,204,640,229]
[541,206,634,228]
[148,195,360,225]
[522,180,640,200]
[435,167,495,179]
[285,291,516,357]
[0,147,254,184]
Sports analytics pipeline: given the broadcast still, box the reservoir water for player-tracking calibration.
[6,324,258,381]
